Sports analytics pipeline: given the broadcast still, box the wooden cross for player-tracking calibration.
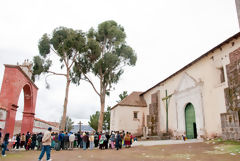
[78,121,83,133]
[162,90,173,133]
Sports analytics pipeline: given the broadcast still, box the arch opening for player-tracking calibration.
[13,89,24,135]
[185,103,197,139]
[0,65,38,137]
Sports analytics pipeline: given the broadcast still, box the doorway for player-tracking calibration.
[185,103,197,139]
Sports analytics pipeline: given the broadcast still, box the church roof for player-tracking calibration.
[141,31,240,96]
[111,91,147,110]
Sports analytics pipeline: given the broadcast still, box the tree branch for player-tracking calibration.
[63,53,68,69]
[69,51,78,69]
[50,47,59,56]
[83,73,100,96]
[47,70,67,76]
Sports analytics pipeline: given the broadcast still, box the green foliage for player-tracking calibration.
[60,116,74,132]
[103,106,111,131]
[32,26,87,82]
[32,56,52,81]
[88,111,100,131]
[73,20,137,91]
[117,91,128,103]
[88,106,111,132]
[50,27,86,57]
[38,34,50,58]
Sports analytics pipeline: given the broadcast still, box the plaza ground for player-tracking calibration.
[1,139,240,161]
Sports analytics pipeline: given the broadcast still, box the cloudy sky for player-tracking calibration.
[0,0,239,125]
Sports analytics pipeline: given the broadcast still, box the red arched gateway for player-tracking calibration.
[0,64,38,137]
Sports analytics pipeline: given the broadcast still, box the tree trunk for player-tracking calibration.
[60,75,71,131]
[98,94,105,132]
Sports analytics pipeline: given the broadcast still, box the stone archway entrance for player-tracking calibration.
[185,103,197,139]
[0,63,38,137]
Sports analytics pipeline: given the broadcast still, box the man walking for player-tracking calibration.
[38,127,52,161]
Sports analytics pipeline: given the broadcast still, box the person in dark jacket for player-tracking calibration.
[54,132,59,150]
[64,132,69,150]
[94,132,99,148]
[16,133,21,149]
[1,133,9,156]
[31,133,37,150]
[76,132,82,148]
[86,132,89,149]
[58,131,64,150]
[25,132,30,150]
[115,131,121,150]
[37,133,43,150]
[105,132,110,149]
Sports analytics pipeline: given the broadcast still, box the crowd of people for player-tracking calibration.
[0,127,137,157]
[48,130,136,151]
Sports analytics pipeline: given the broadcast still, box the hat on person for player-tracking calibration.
[48,127,52,131]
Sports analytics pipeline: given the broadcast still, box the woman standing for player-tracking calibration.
[110,132,115,149]
[99,133,106,150]
[89,132,94,150]
[115,131,121,150]
[1,133,9,157]
[82,133,88,150]
[20,133,25,148]
[124,132,131,148]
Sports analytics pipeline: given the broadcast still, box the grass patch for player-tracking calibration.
[205,138,240,145]
[204,144,240,155]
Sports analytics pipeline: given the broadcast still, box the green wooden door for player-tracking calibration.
[185,103,196,139]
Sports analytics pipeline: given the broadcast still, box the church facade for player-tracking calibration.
[110,32,240,139]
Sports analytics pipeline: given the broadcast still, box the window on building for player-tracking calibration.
[220,67,225,83]
[133,111,138,119]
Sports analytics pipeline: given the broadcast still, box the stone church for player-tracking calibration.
[110,1,240,140]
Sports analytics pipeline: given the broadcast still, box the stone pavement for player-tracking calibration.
[132,138,204,146]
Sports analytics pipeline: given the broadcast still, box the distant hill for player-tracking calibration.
[70,124,94,133]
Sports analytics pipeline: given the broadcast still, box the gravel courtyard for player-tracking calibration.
[1,140,240,161]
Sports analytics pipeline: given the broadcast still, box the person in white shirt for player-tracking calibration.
[38,127,52,161]
[69,132,75,150]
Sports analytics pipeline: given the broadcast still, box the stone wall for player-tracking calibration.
[221,112,240,140]
[221,47,240,140]
[147,92,159,136]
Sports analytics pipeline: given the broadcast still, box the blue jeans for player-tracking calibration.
[1,142,8,156]
[38,145,51,160]
[89,141,94,150]
[83,141,86,150]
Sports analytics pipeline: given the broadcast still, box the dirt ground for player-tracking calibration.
[1,141,240,161]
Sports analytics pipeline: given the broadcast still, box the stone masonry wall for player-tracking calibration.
[147,92,159,136]
[221,47,240,140]
[221,112,240,140]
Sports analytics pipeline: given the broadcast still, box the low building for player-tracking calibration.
[110,92,147,136]
[13,118,59,135]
